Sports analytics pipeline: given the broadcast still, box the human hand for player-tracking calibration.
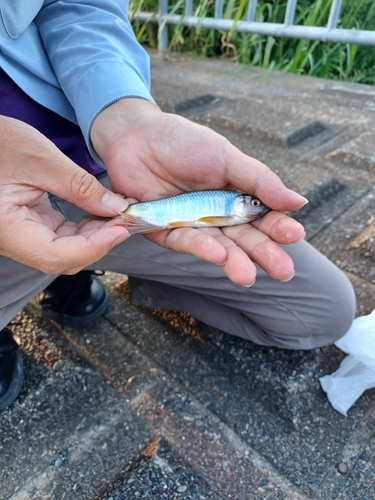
[0,116,130,275]
[91,99,307,286]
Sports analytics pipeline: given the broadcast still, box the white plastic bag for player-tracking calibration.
[319,308,375,416]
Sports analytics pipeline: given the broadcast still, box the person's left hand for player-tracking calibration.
[0,116,131,275]
[91,99,307,286]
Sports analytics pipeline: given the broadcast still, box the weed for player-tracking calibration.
[129,0,375,84]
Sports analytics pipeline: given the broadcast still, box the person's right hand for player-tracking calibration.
[91,99,307,286]
[0,116,130,275]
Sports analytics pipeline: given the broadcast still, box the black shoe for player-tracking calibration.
[38,271,109,327]
[0,328,24,412]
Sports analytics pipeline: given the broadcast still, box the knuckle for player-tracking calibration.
[70,169,100,202]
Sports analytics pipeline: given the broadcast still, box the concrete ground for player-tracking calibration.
[1,49,375,500]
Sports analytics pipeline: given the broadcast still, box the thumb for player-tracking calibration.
[42,165,128,217]
[53,166,129,217]
[27,142,128,217]
[4,117,128,217]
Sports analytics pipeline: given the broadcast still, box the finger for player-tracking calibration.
[222,224,295,281]
[223,143,308,212]
[6,118,129,217]
[33,204,66,231]
[251,211,306,245]
[56,218,121,237]
[147,226,259,286]
[209,231,258,286]
[40,166,129,218]
[146,227,228,265]
[50,225,130,273]
[4,222,130,274]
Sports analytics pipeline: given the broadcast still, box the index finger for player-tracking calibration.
[223,144,308,212]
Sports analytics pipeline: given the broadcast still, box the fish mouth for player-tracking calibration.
[254,206,272,219]
[261,206,272,216]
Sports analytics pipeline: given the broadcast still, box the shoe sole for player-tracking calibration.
[41,290,109,328]
[0,349,24,412]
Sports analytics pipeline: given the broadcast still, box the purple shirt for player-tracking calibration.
[0,69,104,176]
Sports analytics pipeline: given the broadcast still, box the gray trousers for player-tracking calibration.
[0,173,355,350]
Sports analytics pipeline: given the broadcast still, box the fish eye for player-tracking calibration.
[251,198,261,207]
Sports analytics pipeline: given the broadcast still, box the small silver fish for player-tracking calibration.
[112,189,270,234]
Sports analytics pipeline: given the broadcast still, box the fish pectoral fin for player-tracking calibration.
[168,216,235,228]
[168,217,234,228]
[117,214,164,234]
[196,216,234,226]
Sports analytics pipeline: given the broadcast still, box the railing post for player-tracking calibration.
[215,0,224,20]
[327,0,342,30]
[185,0,193,17]
[158,0,169,54]
[247,0,258,23]
[284,0,297,26]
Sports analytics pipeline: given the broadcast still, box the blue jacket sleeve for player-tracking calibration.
[36,0,154,165]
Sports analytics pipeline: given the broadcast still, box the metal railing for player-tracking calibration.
[132,0,375,52]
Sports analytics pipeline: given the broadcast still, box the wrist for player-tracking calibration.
[90,98,161,163]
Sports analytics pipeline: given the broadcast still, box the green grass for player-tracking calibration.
[129,0,375,85]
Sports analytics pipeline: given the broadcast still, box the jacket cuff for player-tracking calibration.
[71,62,154,167]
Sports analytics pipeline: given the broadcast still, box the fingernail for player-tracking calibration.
[300,196,309,206]
[296,231,306,243]
[242,278,256,288]
[279,270,295,283]
[102,192,129,213]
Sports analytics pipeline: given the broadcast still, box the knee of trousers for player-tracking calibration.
[249,274,357,351]
[295,274,356,350]
[269,243,357,350]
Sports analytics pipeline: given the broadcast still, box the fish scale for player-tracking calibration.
[127,190,238,225]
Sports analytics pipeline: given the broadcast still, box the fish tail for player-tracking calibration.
[116,214,165,234]
[83,213,163,234]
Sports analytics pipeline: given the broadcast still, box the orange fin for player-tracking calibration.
[168,221,196,228]
[169,216,234,228]
[196,216,234,226]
